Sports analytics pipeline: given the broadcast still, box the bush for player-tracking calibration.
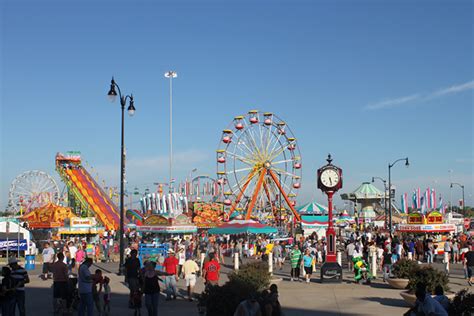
[448,289,474,316]
[391,259,420,279]
[228,261,271,292]
[198,262,271,316]
[407,266,449,294]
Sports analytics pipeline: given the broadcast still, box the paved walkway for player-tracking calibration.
[21,259,471,315]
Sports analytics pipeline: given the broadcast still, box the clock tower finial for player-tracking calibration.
[327,154,332,165]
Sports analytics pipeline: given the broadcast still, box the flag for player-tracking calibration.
[412,190,417,209]
[417,188,421,209]
[438,196,444,214]
[401,193,408,214]
[420,196,426,214]
[426,188,431,209]
[431,189,437,209]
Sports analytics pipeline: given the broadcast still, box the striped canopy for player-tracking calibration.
[297,202,328,214]
[208,219,277,235]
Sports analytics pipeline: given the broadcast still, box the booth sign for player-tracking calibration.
[0,239,28,251]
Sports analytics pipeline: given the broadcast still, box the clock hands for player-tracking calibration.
[329,177,332,185]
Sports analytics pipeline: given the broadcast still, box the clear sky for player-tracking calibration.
[1,0,473,211]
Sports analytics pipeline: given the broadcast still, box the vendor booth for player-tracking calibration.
[300,215,328,237]
[208,219,277,235]
[137,214,197,234]
[58,217,105,236]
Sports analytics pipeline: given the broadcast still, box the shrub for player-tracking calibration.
[391,259,420,279]
[448,289,474,316]
[228,261,271,292]
[198,262,271,316]
[407,266,449,294]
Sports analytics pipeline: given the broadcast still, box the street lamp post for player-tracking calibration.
[450,182,465,214]
[388,157,409,234]
[107,77,136,274]
[372,176,388,209]
[165,71,177,193]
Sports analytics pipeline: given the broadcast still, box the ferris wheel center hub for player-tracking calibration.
[264,161,272,169]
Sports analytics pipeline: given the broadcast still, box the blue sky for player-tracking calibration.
[1,0,473,211]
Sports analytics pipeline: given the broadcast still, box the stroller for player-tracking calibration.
[352,256,373,284]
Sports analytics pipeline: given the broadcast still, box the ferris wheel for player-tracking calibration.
[216,110,302,221]
[8,170,60,214]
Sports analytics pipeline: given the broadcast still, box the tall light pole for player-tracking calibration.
[165,71,177,193]
[388,157,409,234]
[448,169,453,212]
[372,176,388,209]
[450,182,465,214]
[107,77,136,273]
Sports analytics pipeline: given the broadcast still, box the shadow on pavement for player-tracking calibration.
[360,296,409,308]
[369,282,394,289]
[282,307,360,316]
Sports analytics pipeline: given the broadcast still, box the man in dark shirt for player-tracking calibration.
[464,245,474,286]
[124,249,141,305]
[51,252,68,313]
[9,257,29,316]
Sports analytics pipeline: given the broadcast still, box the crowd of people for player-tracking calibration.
[0,226,473,315]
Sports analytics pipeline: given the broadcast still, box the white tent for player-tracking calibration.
[0,219,33,255]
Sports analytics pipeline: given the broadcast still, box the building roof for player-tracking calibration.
[340,182,385,201]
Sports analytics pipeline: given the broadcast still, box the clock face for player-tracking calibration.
[320,169,340,188]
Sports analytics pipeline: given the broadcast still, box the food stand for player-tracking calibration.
[397,211,455,256]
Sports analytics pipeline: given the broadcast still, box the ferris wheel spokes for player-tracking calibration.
[267,169,301,220]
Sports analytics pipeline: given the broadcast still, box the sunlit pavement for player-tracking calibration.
[23,258,471,315]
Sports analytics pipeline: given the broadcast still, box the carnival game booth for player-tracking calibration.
[57,217,105,237]
[397,211,455,256]
[300,215,328,237]
[136,214,196,270]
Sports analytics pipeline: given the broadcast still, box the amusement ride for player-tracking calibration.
[8,170,60,214]
[216,110,302,222]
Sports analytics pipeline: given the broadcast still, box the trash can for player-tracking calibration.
[25,255,35,270]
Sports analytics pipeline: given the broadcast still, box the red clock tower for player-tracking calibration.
[317,154,343,282]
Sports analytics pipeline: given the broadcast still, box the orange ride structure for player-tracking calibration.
[216,110,302,222]
[55,152,120,230]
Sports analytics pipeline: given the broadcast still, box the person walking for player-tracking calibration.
[143,261,161,316]
[203,252,221,286]
[464,245,474,286]
[50,252,69,315]
[289,245,301,282]
[346,241,355,271]
[382,248,392,282]
[302,249,313,283]
[273,242,283,271]
[42,242,55,280]
[9,257,29,316]
[163,249,179,300]
[182,256,200,301]
[1,266,16,316]
[124,249,141,306]
[78,258,94,316]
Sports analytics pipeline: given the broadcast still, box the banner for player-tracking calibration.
[0,239,28,251]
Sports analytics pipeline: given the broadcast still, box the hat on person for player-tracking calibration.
[168,249,175,254]
[8,257,18,265]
